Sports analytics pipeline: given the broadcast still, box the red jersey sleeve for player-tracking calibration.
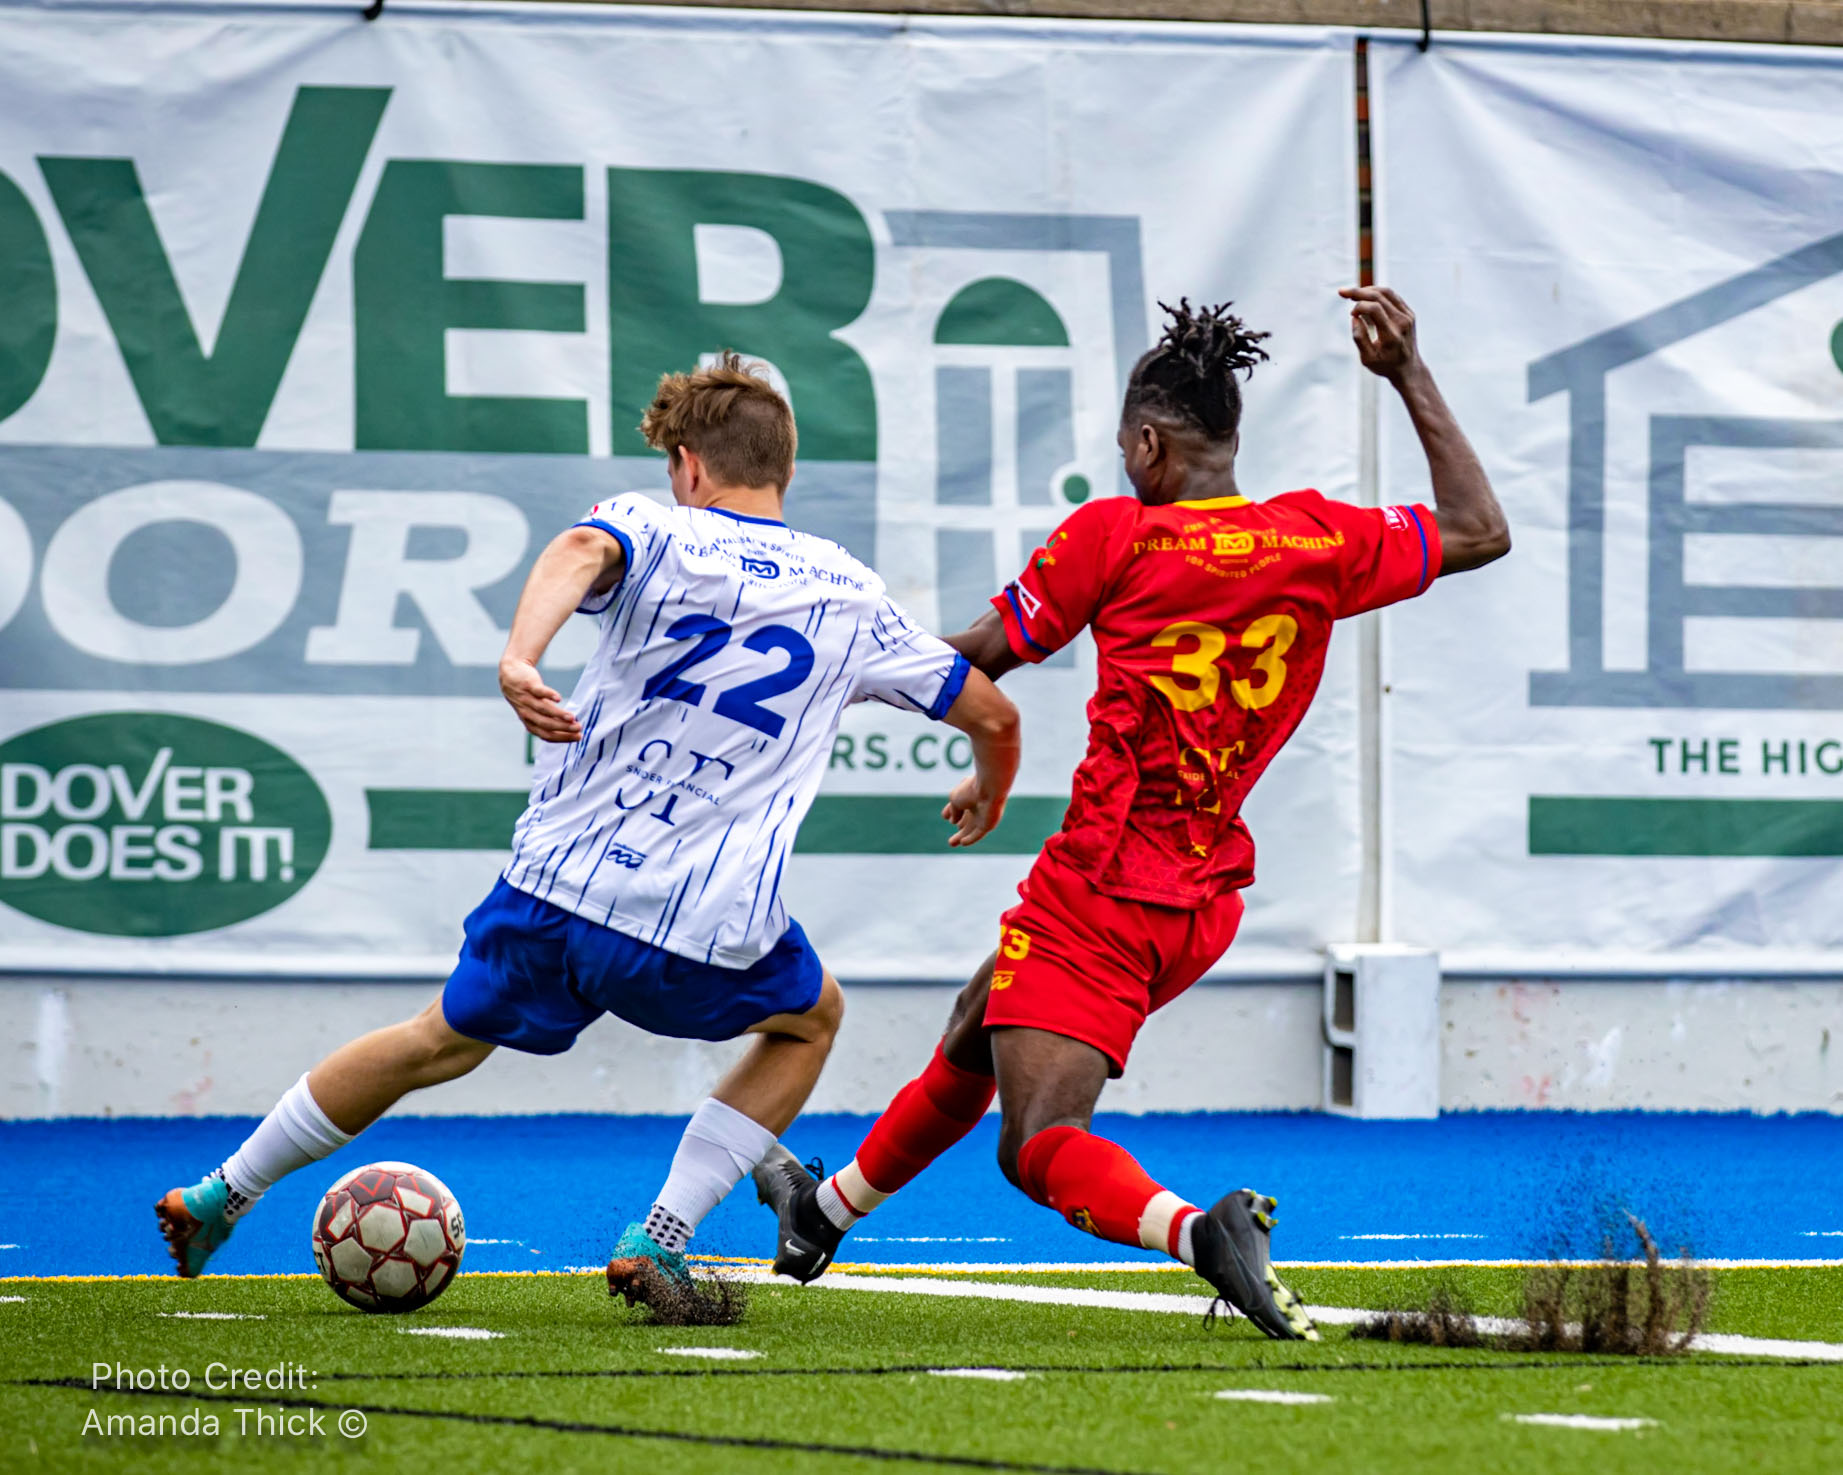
[991,498,1127,662]
[1305,494,1442,618]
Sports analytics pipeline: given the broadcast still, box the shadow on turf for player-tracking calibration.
[1353,1216,1713,1356]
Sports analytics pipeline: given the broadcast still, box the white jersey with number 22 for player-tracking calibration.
[503,495,969,968]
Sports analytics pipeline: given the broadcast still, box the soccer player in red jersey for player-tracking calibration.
[754,287,1509,1337]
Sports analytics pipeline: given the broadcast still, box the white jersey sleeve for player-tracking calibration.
[852,595,972,719]
[502,497,973,972]
[572,496,659,615]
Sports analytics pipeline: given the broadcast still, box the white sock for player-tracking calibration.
[643,1203,695,1254]
[815,1160,886,1232]
[219,1073,353,1222]
[1137,1189,1202,1266]
[649,1098,777,1246]
[1175,1211,1200,1268]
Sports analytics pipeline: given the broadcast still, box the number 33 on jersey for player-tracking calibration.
[507,494,970,970]
[994,490,1440,910]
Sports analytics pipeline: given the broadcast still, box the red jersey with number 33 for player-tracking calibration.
[993,491,1441,909]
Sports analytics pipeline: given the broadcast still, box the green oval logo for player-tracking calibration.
[0,713,330,936]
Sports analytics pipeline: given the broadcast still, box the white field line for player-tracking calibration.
[399,1327,502,1340]
[11,1259,1841,1284]
[1215,1390,1333,1404]
[1511,1414,1657,1431]
[0,1295,24,1303]
[930,1368,1030,1380]
[735,1272,1843,1362]
[159,1311,264,1320]
[694,1255,1843,1273]
[735,1271,1219,1316]
[1689,1332,1843,1360]
[1341,1234,1489,1242]
[656,1347,761,1360]
[1280,1259,1843,1271]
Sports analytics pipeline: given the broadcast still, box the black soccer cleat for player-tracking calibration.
[752,1143,846,1283]
[1190,1189,1320,1341]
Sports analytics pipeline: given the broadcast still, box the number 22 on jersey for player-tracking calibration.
[1149,615,1297,713]
[643,614,816,739]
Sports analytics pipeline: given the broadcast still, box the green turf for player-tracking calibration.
[2,1267,1838,1474]
[956,1265,1843,1343]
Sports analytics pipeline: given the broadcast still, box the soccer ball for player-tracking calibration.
[312,1161,465,1313]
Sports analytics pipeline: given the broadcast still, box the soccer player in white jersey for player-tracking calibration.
[156,356,1021,1305]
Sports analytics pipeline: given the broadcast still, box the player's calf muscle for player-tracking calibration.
[307,1003,488,1132]
[990,1029,1109,1183]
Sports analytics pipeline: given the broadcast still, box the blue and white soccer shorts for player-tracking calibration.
[440,877,825,1056]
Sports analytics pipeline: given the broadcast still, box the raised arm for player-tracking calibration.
[498,525,625,744]
[936,667,1021,848]
[1339,286,1511,575]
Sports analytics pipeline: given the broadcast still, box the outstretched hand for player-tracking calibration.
[499,658,583,744]
[942,774,1007,848]
[1338,286,1421,380]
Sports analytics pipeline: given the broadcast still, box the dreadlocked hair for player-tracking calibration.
[1122,298,1271,441]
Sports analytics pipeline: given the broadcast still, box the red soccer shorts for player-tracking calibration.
[980,852,1245,1076]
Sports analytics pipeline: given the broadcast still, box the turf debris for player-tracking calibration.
[1350,1284,1485,1348]
[610,1266,752,1327]
[1518,1217,1712,1355]
[1351,1217,1714,1356]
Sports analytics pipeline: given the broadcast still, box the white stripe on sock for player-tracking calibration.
[815,1176,860,1231]
[1175,1209,1200,1267]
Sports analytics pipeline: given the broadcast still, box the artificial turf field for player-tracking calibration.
[6,1262,1841,1475]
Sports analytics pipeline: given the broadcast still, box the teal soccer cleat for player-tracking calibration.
[605,1222,692,1309]
[155,1174,236,1278]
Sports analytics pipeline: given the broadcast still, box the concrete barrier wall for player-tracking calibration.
[5,976,1837,1118]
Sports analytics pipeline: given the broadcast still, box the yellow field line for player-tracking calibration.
[696,1256,1843,1273]
[5,1257,1840,1286]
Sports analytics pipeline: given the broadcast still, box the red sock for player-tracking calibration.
[853,1044,996,1197]
[1015,1125,1199,1258]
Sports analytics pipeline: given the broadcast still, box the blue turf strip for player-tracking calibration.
[6,1111,1840,1279]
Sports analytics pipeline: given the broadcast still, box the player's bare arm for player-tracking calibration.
[937,671,1021,847]
[943,609,1023,682]
[1340,285,1511,574]
[497,525,627,744]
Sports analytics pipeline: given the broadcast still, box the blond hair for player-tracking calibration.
[639,353,797,491]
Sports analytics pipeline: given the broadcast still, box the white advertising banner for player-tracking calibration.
[0,3,1360,977]
[1373,37,1843,962]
